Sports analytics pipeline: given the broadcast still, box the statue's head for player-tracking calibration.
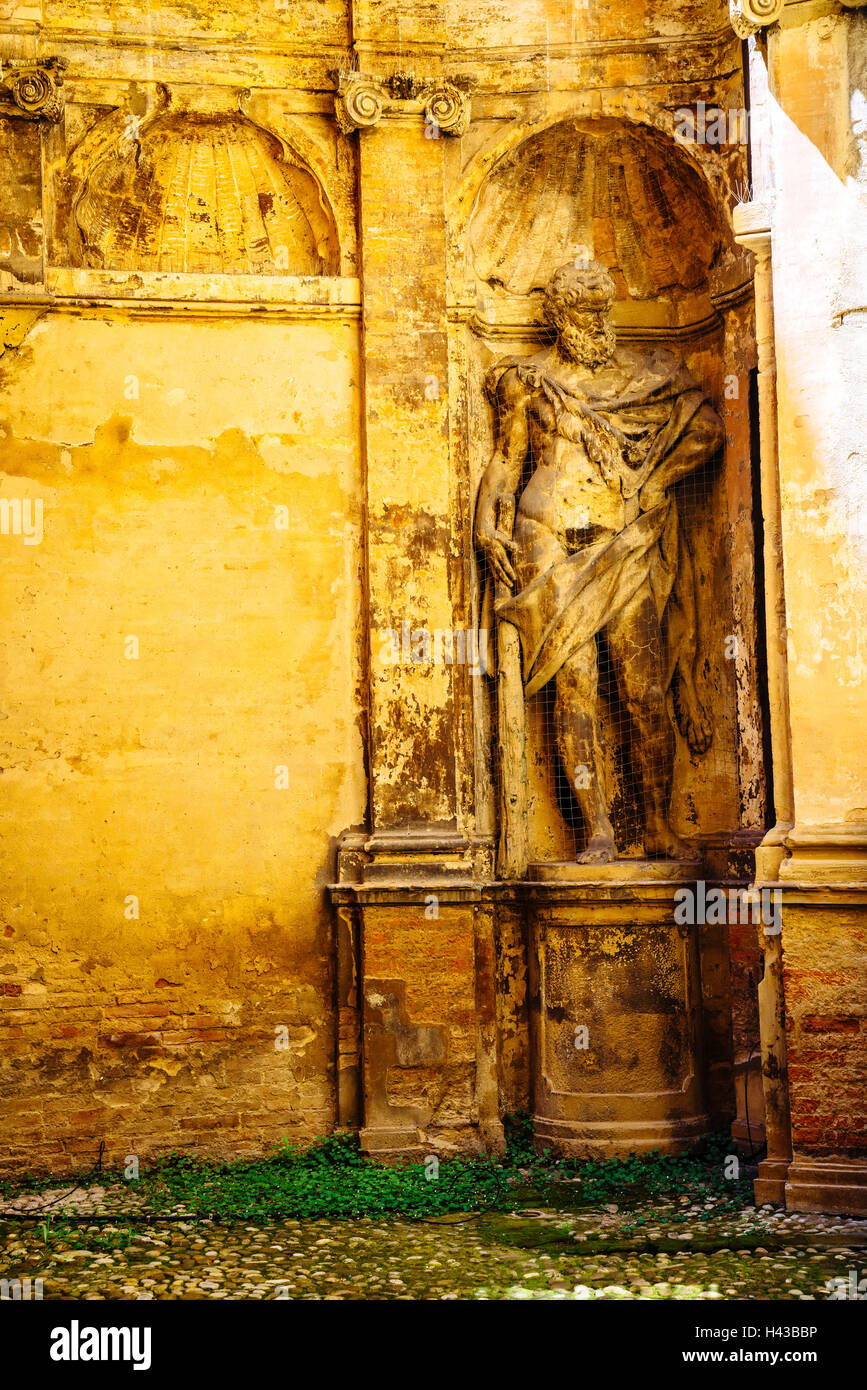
[543,257,617,367]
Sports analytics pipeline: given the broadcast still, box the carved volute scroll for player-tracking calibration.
[729,0,785,37]
[332,69,470,136]
[424,82,470,137]
[334,71,386,135]
[0,57,67,123]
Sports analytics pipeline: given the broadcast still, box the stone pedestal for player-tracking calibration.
[330,832,503,1160]
[525,867,710,1157]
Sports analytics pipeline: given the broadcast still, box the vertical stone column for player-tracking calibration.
[732,203,795,875]
[331,79,499,1157]
[356,109,460,835]
[735,9,867,1213]
[733,204,794,1203]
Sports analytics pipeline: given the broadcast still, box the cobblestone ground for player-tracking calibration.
[2,1195,866,1300]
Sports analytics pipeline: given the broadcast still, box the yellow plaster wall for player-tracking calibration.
[770,16,867,831]
[0,306,366,1169]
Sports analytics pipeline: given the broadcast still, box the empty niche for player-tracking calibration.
[71,112,339,277]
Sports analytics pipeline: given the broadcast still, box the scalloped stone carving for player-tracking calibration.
[71,113,339,276]
[469,118,721,302]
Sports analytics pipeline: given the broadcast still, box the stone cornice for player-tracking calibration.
[7,24,740,60]
[0,25,741,97]
[1,276,362,321]
[732,198,773,254]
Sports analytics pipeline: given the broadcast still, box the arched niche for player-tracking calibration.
[68,108,341,278]
[463,115,763,865]
[466,116,729,330]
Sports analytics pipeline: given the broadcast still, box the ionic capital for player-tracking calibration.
[332,70,470,136]
[0,56,67,123]
[729,0,785,38]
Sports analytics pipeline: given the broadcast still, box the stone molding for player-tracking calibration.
[14,273,361,320]
[0,56,67,122]
[776,822,867,887]
[332,69,470,135]
[732,196,772,254]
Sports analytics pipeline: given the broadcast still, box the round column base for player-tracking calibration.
[533,1112,712,1160]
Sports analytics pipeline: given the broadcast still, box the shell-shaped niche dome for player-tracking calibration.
[73,114,339,276]
[470,119,721,301]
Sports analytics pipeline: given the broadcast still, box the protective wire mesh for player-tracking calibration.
[479,300,738,869]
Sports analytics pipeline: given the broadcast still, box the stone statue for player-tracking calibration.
[475,258,724,864]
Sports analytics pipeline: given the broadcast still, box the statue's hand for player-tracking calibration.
[476,512,518,589]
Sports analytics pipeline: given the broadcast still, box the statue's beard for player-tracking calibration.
[556,318,616,367]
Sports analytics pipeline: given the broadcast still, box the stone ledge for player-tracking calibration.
[754,1156,792,1205]
[528,858,702,884]
[40,269,362,313]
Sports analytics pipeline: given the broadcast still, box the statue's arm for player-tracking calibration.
[639,401,724,512]
[475,368,529,588]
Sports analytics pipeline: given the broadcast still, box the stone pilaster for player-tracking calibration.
[738,9,867,1213]
[330,71,499,1156]
[353,98,462,834]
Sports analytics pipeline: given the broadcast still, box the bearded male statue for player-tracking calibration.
[475,258,724,864]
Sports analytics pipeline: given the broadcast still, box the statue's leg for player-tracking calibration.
[607,580,692,860]
[555,642,616,864]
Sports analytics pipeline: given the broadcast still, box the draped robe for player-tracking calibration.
[482,346,707,697]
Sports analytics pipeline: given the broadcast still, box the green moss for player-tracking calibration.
[0,1123,755,1244]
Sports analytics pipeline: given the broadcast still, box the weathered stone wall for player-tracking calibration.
[0,0,786,1174]
[775,6,867,1209]
[783,906,867,1161]
[736,4,867,1213]
[0,301,365,1171]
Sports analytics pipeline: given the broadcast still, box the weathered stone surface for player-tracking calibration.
[0,0,862,1214]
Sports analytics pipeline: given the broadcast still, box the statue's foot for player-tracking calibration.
[578,832,617,865]
[673,673,713,755]
[645,823,694,861]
